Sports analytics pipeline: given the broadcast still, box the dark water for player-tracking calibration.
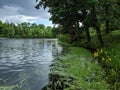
[0,39,62,90]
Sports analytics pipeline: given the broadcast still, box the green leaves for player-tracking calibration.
[35,0,120,39]
[0,21,54,38]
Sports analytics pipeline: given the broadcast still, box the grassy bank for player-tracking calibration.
[43,30,120,90]
[43,47,109,90]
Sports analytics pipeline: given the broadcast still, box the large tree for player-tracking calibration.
[36,0,120,45]
[35,0,104,45]
[97,0,120,33]
[0,21,3,35]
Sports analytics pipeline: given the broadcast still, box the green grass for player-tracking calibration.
[0,34,4,37]
[49,47,109,90]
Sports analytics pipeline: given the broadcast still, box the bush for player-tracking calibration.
[93,47,120,90]
[57,34,70,43]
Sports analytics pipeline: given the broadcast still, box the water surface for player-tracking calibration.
[0,39,62,90]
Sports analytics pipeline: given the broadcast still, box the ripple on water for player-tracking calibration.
[0,39,62,90]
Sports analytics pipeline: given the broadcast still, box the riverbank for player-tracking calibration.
[43,47,109,90]
[43,30,120,90]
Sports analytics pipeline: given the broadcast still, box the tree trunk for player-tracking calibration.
[105,0,110,33]
[105,20,109,33]
[85,26,91,42]
[95,26,104,46]
[92,5,104,46]
[82,9,91,42]
[76,20,81,42]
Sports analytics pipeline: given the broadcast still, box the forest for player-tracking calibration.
[0,21,54,38]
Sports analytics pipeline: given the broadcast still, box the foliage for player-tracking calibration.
[57,34,70,43]
[44,47,109,90]
[52,26,63,37]
[94,48,112,65]
[35,0,120,45]
[91,30,120,90]
[93,47,120,90]
[0,85,16,90]
[0,21,54,38]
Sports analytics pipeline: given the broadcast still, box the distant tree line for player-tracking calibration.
[0,21,56,38]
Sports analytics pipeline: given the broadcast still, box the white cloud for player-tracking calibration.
[0,0,53,26]
[0,5,19,16]
[0,3,53,26]
[2,5,22,11]
[0,15,53,26]
[0,15,42,24]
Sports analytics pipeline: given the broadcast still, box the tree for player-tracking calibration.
[38,24,45,29]
[35,0,120,45]
[3,23,15,38]
[97,0,120,33]
[0,21,3,35]
[36,0,84,43]
[0,20,54,38]
[35,0,104,45]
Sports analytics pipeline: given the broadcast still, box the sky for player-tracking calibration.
[0,0,53,26]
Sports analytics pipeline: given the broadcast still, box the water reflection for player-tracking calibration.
[0,39,62,90]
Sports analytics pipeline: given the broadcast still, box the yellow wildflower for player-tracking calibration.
[94,52,98,58]
[106,59,109,62]
[100,49,103,53]
[108,58,112,61]
[102,57,105,61]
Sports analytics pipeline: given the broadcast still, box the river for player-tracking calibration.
[0,38,62,90]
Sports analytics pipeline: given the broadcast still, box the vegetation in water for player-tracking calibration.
[0,85,16,90]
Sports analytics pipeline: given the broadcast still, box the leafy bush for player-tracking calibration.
[93,47,120,90]
[57,34,70,43]
[93,48,112,66]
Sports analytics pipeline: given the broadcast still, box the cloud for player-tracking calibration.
[0,14,52,26]
[0,5,20,16]
[1,15,39,23]
[0,0,53,26]
[2,5,22,11]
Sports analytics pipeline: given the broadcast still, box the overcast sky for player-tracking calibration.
[0,0,53,26]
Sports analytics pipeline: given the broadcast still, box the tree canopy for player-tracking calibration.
[35,0,120,45]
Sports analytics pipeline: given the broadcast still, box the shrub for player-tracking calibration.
[93,47,120,89]
[93,48,112,67]
[57,34,70,43]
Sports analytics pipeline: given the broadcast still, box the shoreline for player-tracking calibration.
[42,47,109,90]
[0,37,57,40]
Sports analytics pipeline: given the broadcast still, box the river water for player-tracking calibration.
[0,39,62,90]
